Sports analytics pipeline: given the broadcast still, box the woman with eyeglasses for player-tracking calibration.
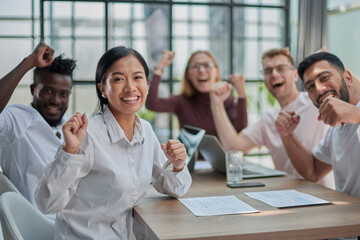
[145,50,247,137]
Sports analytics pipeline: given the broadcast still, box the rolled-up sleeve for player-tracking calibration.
[152,160,192,198]
[148,127,192,198]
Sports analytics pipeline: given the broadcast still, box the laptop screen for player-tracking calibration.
[198,134,286,178]
[178,125,206,172]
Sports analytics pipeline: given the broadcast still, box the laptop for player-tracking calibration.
[178,125,206,172]
[198,134,286,178]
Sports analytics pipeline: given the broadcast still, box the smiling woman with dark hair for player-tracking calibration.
[35,46,192,240]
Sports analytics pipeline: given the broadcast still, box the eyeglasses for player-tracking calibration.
[261,64,295,76]
[188,62,216,70]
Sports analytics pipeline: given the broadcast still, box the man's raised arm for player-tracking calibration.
[0,42,54,112]
[210,81,256,153]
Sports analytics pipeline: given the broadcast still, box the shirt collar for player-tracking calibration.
[102,106,144,145]
[281,92,302,111]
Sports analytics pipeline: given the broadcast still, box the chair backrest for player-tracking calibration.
[0,192,55,240]
[0,172,20,196]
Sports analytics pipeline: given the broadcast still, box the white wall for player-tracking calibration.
[327,8,360,78]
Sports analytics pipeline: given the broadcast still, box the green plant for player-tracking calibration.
[138,107,156,121]
[244,82,277,111]
[259,82,276,107]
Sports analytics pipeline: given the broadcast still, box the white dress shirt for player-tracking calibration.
[0,104,64,205]
[35,107,192,240]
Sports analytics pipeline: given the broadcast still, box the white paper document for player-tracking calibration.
[245,190,331,208]
[179,195,259,217]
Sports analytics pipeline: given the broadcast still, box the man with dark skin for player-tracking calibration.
[0,42,76,206]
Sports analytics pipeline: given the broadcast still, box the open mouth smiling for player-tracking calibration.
[198,78,208,83]
[121,96,140,103]
[272,81,284,89]
[45,105,62,115]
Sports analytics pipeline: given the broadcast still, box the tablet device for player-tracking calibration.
[178,125,206,172]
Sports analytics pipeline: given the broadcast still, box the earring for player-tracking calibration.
[102,94,106,98]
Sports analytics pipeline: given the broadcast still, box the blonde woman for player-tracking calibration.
[146,50,247,137]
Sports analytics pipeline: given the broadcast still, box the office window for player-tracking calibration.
[0,0,291,156]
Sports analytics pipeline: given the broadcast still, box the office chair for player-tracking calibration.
[0,171,19,195]
[0,192,55,240]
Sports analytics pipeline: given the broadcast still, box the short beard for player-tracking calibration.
[339,77,350,103]
[315,77,349,108]
[31,102,65,127]
[46,116,64,127]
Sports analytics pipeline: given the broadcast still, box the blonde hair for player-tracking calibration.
[180,50,221,98]
[262,47,295,67]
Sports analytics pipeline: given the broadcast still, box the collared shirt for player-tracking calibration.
[0,104,64,205]
[35,107,192,240]
[314,101,360,198]
[242,92,335,189]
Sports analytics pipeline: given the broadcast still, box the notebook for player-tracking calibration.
[178,125,206,172]
[198,134,286,178]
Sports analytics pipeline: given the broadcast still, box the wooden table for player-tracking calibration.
[134,170,360,240]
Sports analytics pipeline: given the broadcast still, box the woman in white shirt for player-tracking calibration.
[35,46,192,240]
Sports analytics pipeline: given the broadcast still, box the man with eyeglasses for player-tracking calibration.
[210,47,335,188]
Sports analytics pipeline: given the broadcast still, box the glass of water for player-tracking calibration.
[225,151,244,184]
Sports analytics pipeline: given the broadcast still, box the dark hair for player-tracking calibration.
[95,46,149,113]
[298,52,345,81]
[33,54,77,84]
